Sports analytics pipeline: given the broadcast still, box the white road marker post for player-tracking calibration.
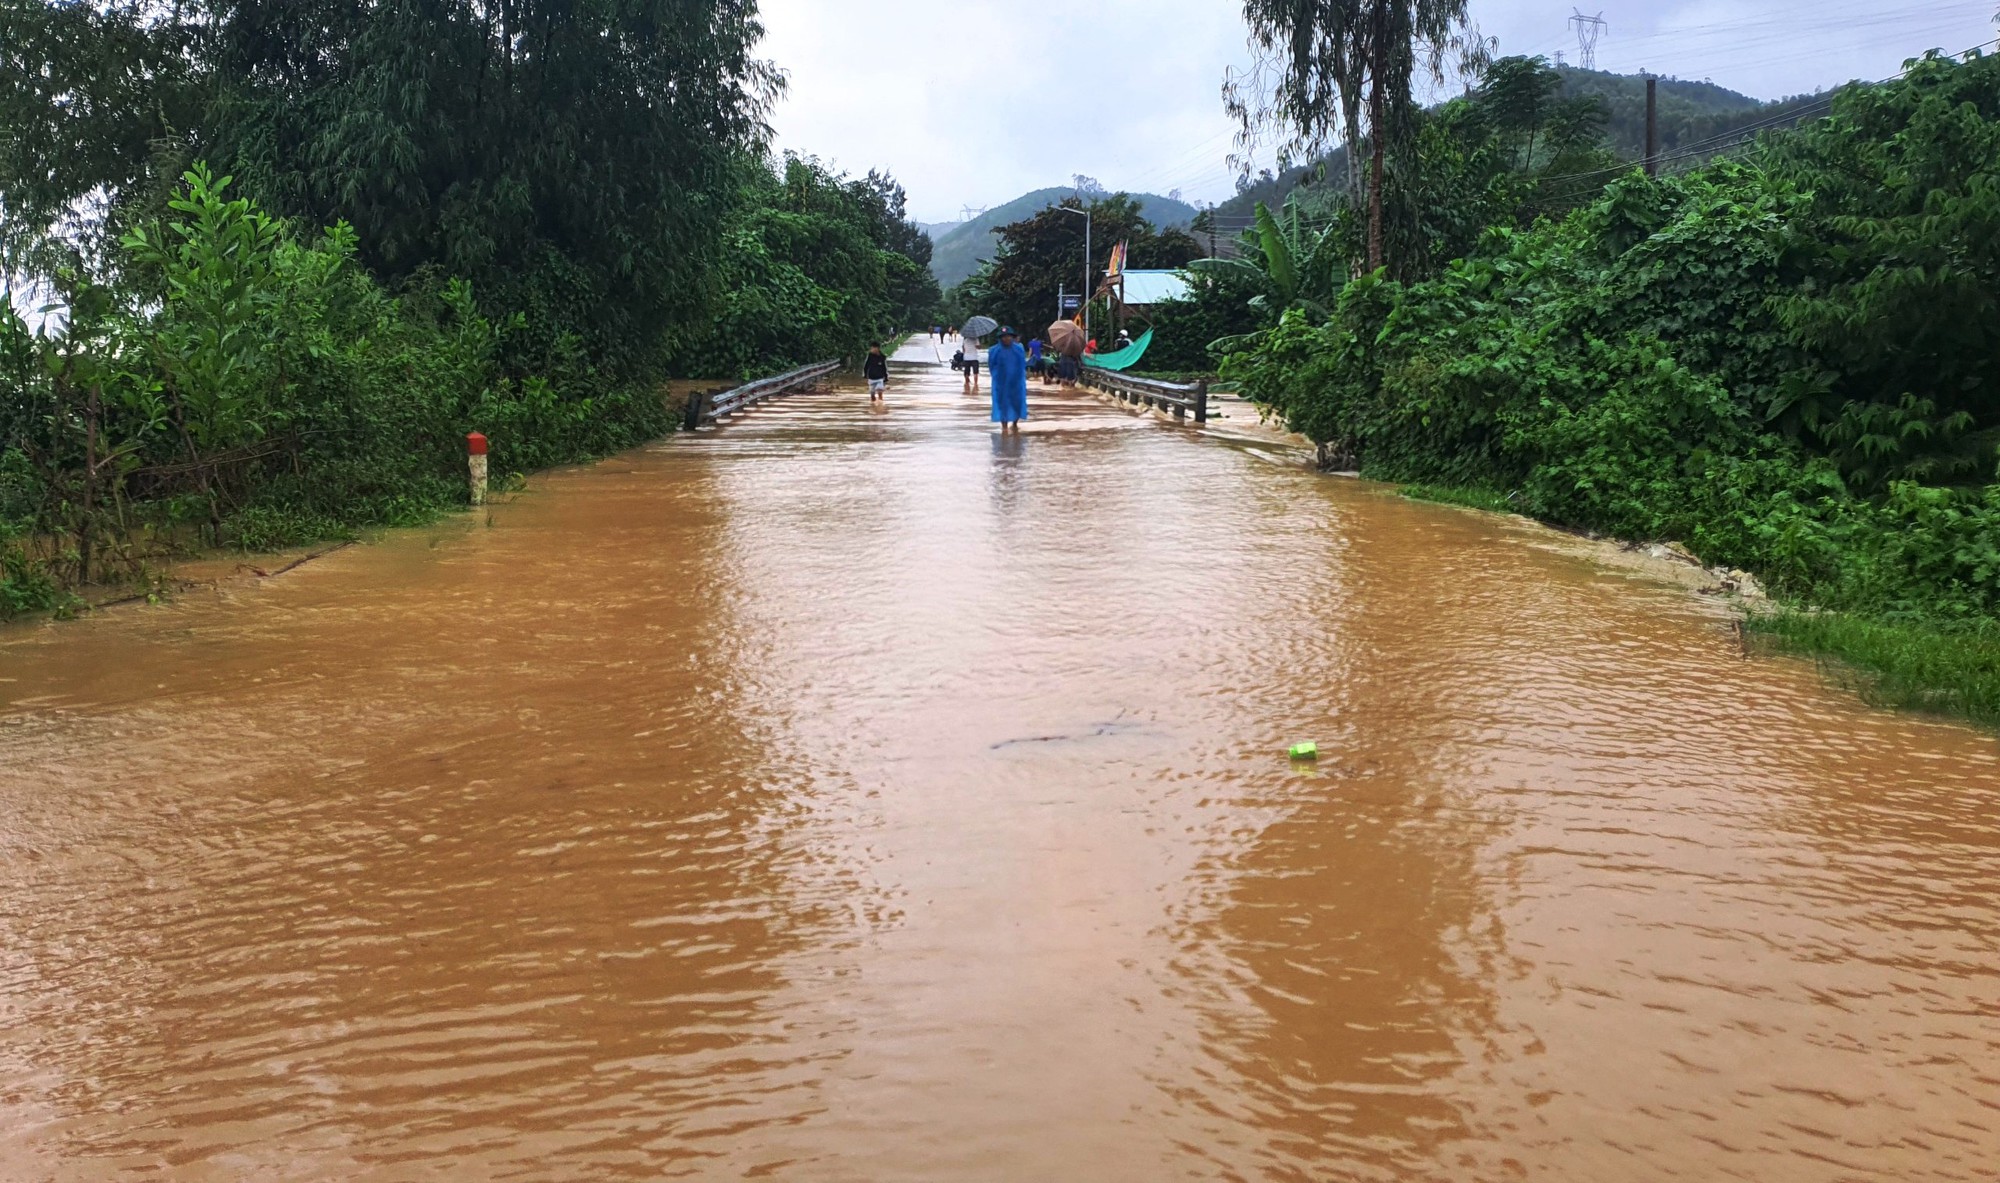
[467,432,489,506]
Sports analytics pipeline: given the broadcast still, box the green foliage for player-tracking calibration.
[1210,66,1782,228]
[955,194,1200,345]
[1764,50,2000,488]
[0,541,64,620]
[1146,265,1272,373]
[0,445,61,619]
[0,0,203,275]
[2,0,784,379]
[667,157,940,379]
[1318,56,1621,275]
[1215,160,1341,226]
[1752,610,2000,726]
[1190,199,1349,316]
[0,167,684,591]
[1208,58,1619,306]
[1217,50,2000,721]
[1230,0,1475,273]
[927,186,1201,288]
[2,1,934,603]
[1557,67,1785,160]
[123,166,289,456]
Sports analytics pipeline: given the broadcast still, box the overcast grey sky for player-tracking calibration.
[758,0,1999,224]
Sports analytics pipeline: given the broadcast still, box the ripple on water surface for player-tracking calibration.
[2,347,1997,1180]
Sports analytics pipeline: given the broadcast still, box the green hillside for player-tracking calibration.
[930,187,1200,287]
[1556,67,1800,159]
[1211,66,1782,224]
[1214,155,1343,225]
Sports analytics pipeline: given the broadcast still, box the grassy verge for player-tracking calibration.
[1389,476,2000,733]
[1747,611,2000,729]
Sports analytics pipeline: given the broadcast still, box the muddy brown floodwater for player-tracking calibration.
[2,337,1998,1181]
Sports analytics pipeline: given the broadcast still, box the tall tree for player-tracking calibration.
[1,0,781,376]
[665,155,940,377]
[0,0,203,276]
[1231,0,1470,275]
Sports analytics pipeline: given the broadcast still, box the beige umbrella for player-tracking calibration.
[1047,320,1086,358]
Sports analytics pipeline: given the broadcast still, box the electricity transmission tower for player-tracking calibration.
[1569,9,1607,70]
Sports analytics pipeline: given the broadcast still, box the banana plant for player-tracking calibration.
[1188,198,1347,318]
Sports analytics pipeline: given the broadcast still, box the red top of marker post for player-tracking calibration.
[466,432,488,456]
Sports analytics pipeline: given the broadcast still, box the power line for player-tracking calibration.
[1121,128,1238,191]
[1527,0,1988,85]
[1536,34,2000,186]
[1562,1,1992,84]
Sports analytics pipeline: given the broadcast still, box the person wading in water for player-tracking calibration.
[961,331,982,393]
[988,326,1028,434]
[863,344,889,402]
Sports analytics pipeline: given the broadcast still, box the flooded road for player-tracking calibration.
[3,337,1998,1181]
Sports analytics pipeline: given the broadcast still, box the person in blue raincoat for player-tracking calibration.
[987,326,1029,433]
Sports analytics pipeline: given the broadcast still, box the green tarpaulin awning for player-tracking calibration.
[1082,329,1153,372]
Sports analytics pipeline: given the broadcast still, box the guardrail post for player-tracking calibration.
[684,388,710,431]
[1194,380,1209,424]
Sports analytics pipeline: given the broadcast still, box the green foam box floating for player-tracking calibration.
[1288,742,1318,761]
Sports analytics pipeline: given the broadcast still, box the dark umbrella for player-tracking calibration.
[961,316,998,340]
[1047,320,1086,358]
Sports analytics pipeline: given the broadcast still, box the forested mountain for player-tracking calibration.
[1210,66,1783,223]
[1555,67,1812,159]
[931,187,1200,287]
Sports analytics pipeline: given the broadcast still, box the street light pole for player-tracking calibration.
[1053,203,1093,342]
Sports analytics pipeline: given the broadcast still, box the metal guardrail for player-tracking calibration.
[685,360,842,429]
[1080,367,1210,425]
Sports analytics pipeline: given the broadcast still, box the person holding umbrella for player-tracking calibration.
[1048,319,1085,388]
[988,326,1029,433]
[961,335,982,393]
[960,316,998,393]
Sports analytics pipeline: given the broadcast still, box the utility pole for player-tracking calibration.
[1052,203,1093,341]
[1644,74,1659,176]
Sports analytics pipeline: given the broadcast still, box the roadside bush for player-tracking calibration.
[1213,52,2000,725]
[1146,267,1271,374]
[0,167,677,592]
[664,156,942,379]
